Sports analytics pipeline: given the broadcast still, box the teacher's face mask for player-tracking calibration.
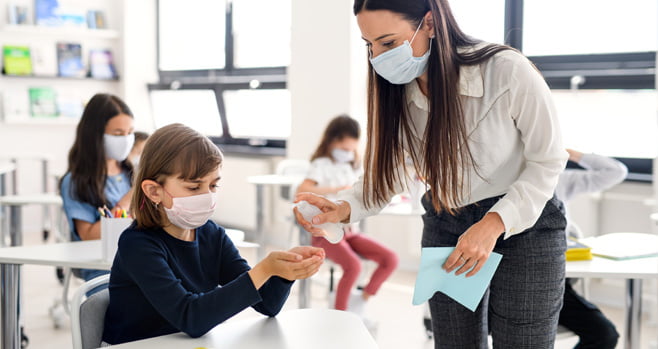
[369,19,432,85]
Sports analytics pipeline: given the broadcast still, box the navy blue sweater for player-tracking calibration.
[102,221,293,344]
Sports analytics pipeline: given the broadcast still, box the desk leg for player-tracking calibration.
[8,207,21,247]
[0,263,20,349]
[255,184,265,261]
[624,279,642,349]
[297,226,311,309]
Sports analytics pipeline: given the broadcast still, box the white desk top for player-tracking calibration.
[0,193,62,206]
[0,241,110,270]
[566,256,658,279]
[247,174,305,186]
[0,162,15,175]
[108,308,378,349]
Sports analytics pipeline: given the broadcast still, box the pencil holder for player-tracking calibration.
[101,217,133,262]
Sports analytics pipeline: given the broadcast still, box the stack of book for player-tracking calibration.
[565,237,592,261]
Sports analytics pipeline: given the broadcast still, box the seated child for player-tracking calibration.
[102,123,324,345]
[127,131,149,169]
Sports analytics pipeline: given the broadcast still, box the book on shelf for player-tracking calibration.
[35,0,60,26]
[7,4,29,25]
[86,10,106,29]
[2,46,32,75]
[565,237,592,261]
[56,42,85,78]
[31,44,58,76]
[89,49,117,79]
[28,87,58,118]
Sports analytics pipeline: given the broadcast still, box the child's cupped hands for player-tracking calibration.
[266,246,325,281]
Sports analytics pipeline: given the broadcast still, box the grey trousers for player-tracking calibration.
[421,194,567,349]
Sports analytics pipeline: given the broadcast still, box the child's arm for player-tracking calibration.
[296,179,350,196]
[74,220,101,240]
[218,231,323,316]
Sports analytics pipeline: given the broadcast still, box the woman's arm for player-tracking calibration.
[296,179,350,196]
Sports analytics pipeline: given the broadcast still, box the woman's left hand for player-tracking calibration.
[443,212,505,277]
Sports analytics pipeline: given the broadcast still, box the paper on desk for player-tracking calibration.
[412,247,502,311]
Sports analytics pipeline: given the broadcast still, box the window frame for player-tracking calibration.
[154,0,656,178]
[504,0,655,181]
[155,0,288,155]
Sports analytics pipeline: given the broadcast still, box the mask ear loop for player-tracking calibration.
[409,18,425,45]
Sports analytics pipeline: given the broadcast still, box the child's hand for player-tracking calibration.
[288,246,325,260]
[248,250,324,288]
[265,250,324,282]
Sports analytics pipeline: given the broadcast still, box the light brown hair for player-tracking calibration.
[132,123,223,229]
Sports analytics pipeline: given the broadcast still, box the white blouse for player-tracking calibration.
[306,157,362,200]
[337,46,568,239]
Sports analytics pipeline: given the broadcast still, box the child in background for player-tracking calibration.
[556,149,626,349]
[128,131,149,169]
[60,93,135,284]
[102,123,324,345]
[296,115,398,323]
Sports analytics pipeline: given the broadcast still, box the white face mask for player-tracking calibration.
[104,134,135,162]
[369,19,432,85]
[331,148,355,163]
[163,191,216,230]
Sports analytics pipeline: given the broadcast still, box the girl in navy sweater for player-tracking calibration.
[102,123,324,345]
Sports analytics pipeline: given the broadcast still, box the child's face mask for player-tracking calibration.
[331,148,355,163]
[163,190,216,230]
[104,133,135,161]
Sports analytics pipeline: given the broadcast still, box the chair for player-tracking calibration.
[71,274,110,349]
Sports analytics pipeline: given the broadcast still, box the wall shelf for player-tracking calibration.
[0,24,120,39]
[0,73,119,82]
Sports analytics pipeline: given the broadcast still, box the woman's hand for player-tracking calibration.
[443,212,505,277]
[293,192,351,237]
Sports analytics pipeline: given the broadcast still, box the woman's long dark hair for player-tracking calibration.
[354,0,511,213]
[64,93,134,208]
[310,114,361,169]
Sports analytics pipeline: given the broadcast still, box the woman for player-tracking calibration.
[294,0,568,347]
[61,93,135,285]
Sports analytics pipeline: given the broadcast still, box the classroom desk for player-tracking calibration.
[0,241,110,349]
[108,308,378,349]
[0,193,62,246]
[566,255,658,349]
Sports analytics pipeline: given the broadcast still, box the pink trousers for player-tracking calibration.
[312,230,398,310]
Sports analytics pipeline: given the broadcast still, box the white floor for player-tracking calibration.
[17,232,658,349]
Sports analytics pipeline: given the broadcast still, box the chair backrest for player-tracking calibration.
[275,159,310,201]
[71,274,110,349]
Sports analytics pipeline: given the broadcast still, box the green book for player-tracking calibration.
[28,87,58,118]
[3,46,32,75]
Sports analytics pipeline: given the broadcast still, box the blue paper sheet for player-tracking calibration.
[413,247,502,311]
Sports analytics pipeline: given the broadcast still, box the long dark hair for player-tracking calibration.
[354,0,511,213]
[310,114,361,169]
[64,93,134,208]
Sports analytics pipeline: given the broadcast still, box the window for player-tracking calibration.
[523,0,657,56]
[449,0,505,45]
[232,0,291,68]
[156,0,288,155]
[223,89,291,140]
[149,89,223,137]
[158,0,226,71]
[553,89,657,160]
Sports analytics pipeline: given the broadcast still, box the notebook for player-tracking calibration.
[579,233,658,261]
